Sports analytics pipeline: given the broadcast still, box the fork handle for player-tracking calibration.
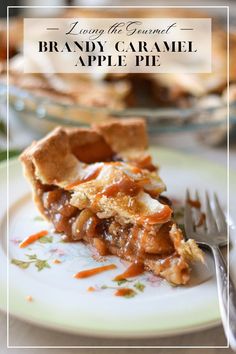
[211,245,236,350]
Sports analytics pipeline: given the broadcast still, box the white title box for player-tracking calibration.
[24,18,212,74]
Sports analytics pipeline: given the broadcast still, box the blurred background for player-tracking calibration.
[0,0,235,168]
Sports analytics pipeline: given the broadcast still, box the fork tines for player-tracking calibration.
[185,189,227,235]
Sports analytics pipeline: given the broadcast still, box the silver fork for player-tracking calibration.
[184,190,236,350]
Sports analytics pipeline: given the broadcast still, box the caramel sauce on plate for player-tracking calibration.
[73,264,117,279]
[87,286,96,292]
[113,262,144,281]
[19,230,48,248]
[115,288,135,297]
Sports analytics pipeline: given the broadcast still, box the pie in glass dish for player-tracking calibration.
[20,119,203,285]
[1,8,235,110]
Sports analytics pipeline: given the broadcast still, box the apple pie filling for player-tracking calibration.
[37,159,200,285]
[41,186,174,257]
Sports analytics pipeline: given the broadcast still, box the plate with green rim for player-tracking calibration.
[0,147,235,339]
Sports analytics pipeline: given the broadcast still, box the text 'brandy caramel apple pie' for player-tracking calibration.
[20,119,203,285]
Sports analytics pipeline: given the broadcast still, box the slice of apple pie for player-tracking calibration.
[20,119,203,285]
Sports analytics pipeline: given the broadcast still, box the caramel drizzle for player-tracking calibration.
[114,288,135,297]
[113,262,144,281]
[73,264,117,279]
[138,205,172,225]
[187,198,201,209]
[65,165,103,190]
[101,175,141,198]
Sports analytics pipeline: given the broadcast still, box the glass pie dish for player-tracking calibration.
[1,82,235,137]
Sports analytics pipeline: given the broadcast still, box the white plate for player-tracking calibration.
[0,147,235,338]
